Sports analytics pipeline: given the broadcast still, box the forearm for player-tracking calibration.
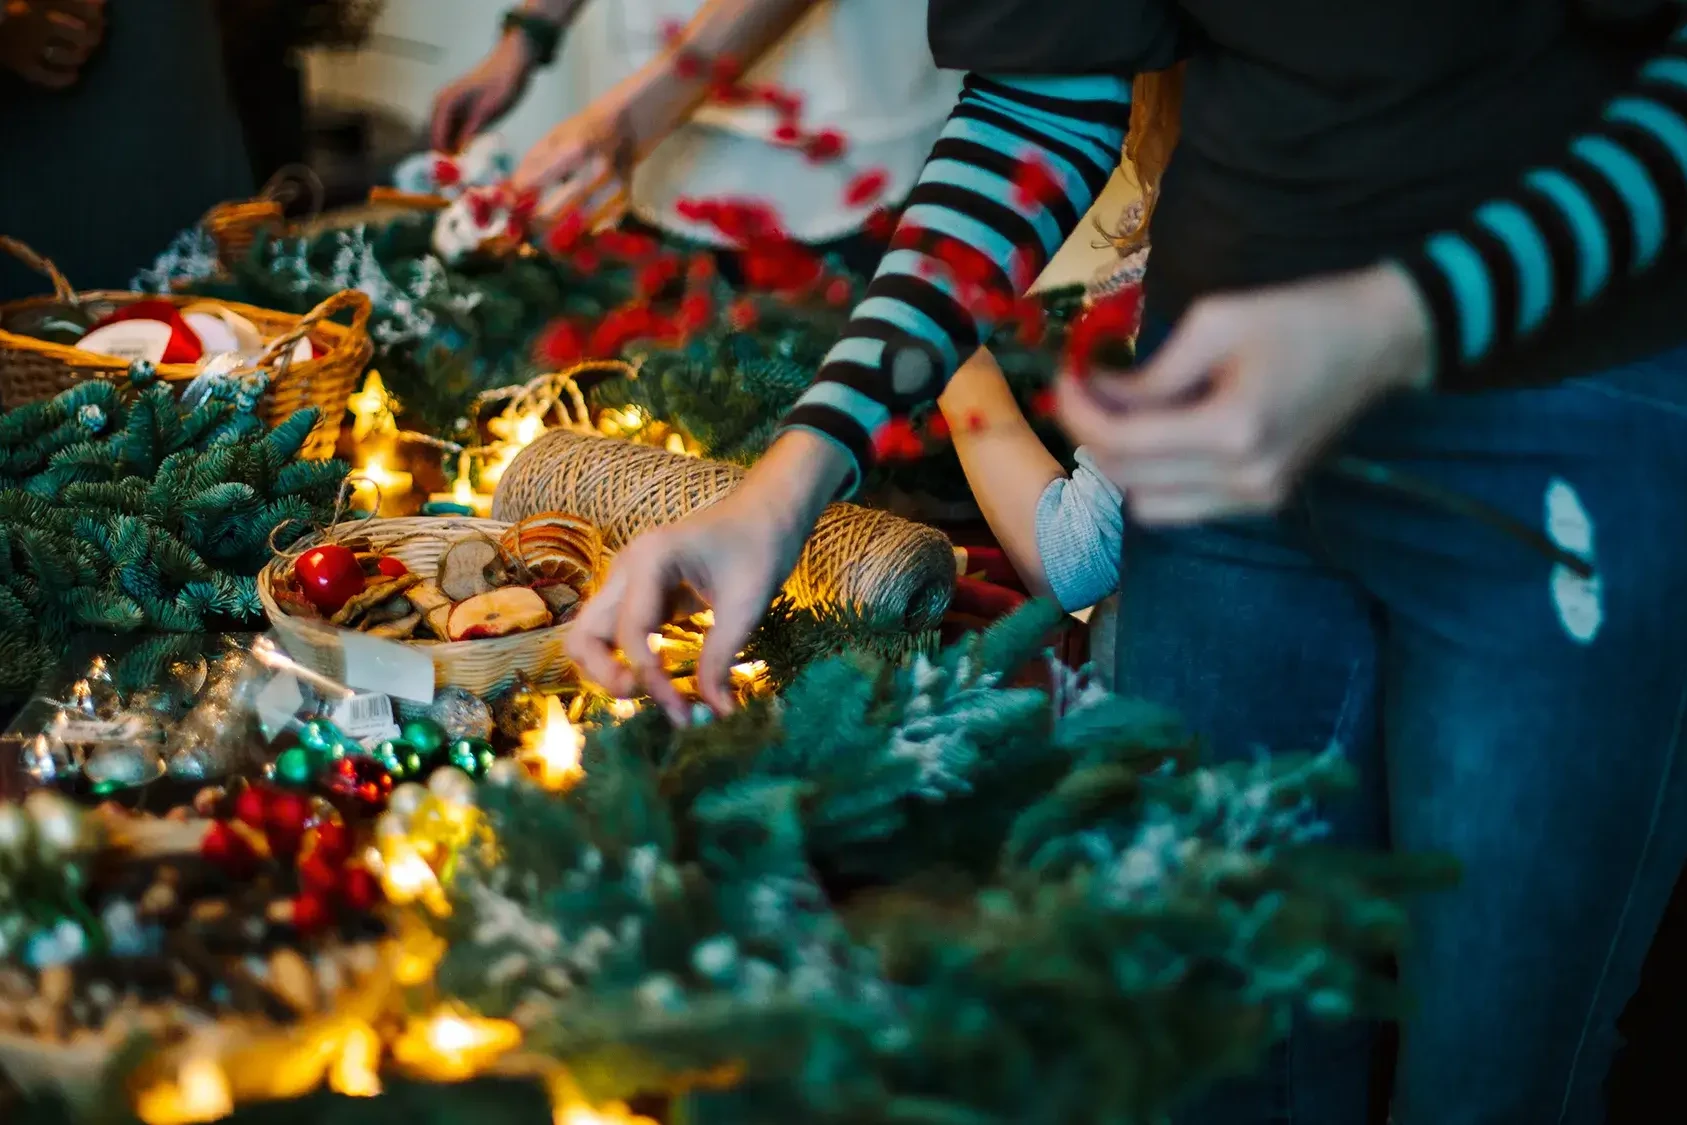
[777,73,1131,494]
[939,351,1063,600]
[1394,11,1687,384]
[607,0,815,156]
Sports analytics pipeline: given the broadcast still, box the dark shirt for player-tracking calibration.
[0,0,251,301]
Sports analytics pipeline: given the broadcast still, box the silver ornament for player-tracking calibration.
[386,782,430,824]
[20,733,71,783]
[426,766,477,808]
[85,744,163,790]
[425,687,494,742]
[483,757,529,788]
[0,802,31,858]
[165,654,209,699]
[23,790,93,859]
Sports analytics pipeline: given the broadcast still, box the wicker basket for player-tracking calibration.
[206,182,448,272]
[259,517,582,697]
[0,237,372,461]
[201,165,326,269]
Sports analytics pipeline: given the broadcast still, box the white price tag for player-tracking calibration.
[253,672,305,741]
[338,632,435,704]
[331,693,397,740]
[53,719,132,742]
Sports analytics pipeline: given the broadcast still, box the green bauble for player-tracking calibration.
[446,738,497,779]
[370,739,425,781]
[274,746,316,788]
[400,718,448,759]
[298,720,349,758]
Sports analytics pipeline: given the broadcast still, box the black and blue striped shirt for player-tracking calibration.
[781,8,1687,491]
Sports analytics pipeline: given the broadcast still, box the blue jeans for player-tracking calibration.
[1121,323,1687,1124]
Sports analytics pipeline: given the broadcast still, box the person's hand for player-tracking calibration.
[429,31,537,153]
[567,431,851,723]
[509,95,637,233]
[0,0,105,90]
[1055,262,1434,525]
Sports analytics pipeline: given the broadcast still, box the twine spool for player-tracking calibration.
[491,430,955,632]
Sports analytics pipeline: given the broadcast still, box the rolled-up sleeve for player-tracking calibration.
[1034,448,1125,612]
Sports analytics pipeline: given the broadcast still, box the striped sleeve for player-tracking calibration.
[1394,13,1687,386]
[777,73,1131,494]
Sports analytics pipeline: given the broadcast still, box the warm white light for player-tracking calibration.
[608,699,638,720]
[520,694,583,791]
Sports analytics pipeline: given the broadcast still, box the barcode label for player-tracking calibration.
[332,693,396,738]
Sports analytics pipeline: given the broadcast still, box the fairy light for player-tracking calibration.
[607,698,639,720]
[327,1022,383,1098]
[392,1006,521,1083]
[351,453,413,514]
[135,1057,232,1125]
[347,370,398,444]
[520,693,583,791]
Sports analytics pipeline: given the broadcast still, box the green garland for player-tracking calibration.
[429,601,1452,1125]
[170,218,1080,506]
[0,377,344,691]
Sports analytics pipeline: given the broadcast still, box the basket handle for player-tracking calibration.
[0,236,77,304]
[255,289,373,370]
[258,164,327,220]
[367,186,451,212]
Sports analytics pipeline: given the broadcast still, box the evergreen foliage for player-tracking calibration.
[0,379,345,691]
[171,219,1084,505]
[434,601,1455,1125]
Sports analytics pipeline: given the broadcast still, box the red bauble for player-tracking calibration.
[376,556,409,579]
[298,851,341,896]
[201,820,258,876]
[294,545,365,615]
[339,866,379,912]
[292,891,333,935]
[311,818,352,864]
[323,756,394,812]
[265,791,311,856]
[232,785,269,829]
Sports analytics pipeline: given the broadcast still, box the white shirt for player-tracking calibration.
[582,0,962,244]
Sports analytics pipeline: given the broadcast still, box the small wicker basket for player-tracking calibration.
[201,165,326,269]
[0,237,372,461]
[258,517,582,698]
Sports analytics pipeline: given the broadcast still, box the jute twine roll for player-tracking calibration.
[492,430,954,632]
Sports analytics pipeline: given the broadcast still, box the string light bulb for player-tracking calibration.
[519,694,583,791]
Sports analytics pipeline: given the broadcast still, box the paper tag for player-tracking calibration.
[76,321,172,364]
[254,672,305,741]
[54,718,133,743]
[358,726,402,750]
[339,632,434,704]
[331,692,397,740]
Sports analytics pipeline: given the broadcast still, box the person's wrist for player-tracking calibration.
[502,9,563,67]
[1367,261,1434,391]
[738,430,851,534]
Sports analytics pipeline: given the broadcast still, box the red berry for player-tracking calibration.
[843,168,890,208]
[926,414,951,441]
[726,299,759,331]
[871,418,925,462]
[292,891,333,935]
[1012,154,1065,210]
[772,123,802,145]
[232,785,268,829]
[432,158,461,188]
[265,791,311,855]
[823,278,854,307]
[1029,389,1057,418]
[339,867,380,912]
[294,544,365,615]
[803,129,847,163]
[376,556,409,579]
[534,318,585,368]
[545,211,586,255]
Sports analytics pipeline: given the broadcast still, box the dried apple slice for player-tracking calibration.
[437,538,501,602]
[447,587,553,641]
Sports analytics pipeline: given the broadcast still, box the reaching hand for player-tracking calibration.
[509,97,636,234]
[566,431,850,723]
[429,32,536,154]
[1055,263,1433,525]
[0,0,105,90]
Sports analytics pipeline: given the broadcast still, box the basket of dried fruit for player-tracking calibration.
[257,514,600,697]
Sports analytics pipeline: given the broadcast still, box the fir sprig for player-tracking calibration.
[438,602,1454,1124]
